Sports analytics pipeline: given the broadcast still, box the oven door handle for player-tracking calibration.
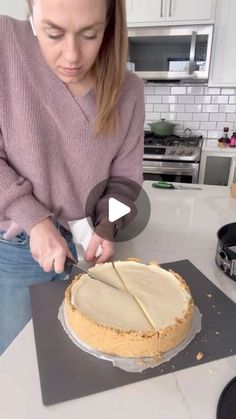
[143,165,197,174]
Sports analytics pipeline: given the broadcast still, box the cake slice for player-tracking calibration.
[114,261,194,352]
[88,262,125,290]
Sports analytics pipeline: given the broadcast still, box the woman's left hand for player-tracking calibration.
[84,232,115,265]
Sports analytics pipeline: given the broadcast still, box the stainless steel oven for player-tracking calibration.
[143,133,203,183]
[143,161,200,183]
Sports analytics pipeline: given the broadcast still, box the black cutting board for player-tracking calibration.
[30,259,236,406]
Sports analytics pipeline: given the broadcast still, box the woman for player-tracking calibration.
[0,0,144,354]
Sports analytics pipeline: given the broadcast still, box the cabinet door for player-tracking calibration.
[209,0,236,87]
[166,0,215,22]
[199,151,233,186]
[203,156,231,186]
[126,0,164,24]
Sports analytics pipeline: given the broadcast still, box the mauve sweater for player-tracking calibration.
[0,16,144,236]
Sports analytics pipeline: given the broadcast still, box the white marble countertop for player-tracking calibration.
[1,181,236,419]
[203,139,236,154]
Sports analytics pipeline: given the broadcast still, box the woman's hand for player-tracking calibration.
[29,218,73,273]
[84,232,115,265]
[84,218,116,264]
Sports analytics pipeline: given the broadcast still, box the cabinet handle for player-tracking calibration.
[160,0,163,18]
[189,31,197,75]
[169,0,172,17]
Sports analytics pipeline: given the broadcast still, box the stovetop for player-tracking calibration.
[144,131,203,162]
[144,131,202,147]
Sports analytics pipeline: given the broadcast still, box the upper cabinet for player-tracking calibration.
[126,0,216,26]
[126,0,164,24]
[209,0,236,87]
[166,0,215,22]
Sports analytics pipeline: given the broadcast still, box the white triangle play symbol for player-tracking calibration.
[108,198,131,223]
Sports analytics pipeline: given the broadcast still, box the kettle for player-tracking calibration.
[148,119,177,137]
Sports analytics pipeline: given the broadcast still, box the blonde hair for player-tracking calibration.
[26,0,128,137]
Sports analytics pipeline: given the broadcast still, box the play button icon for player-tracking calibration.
[108,198,131,222]
[85,177,151,242]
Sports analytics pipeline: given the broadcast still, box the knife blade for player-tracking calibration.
[64,256,91,276]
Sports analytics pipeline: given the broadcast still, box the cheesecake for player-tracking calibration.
[64,261,194,357]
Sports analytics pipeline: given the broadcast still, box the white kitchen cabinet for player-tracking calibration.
[126,0,216,26]
[199,149,236,186]
[166,0,215,22]
[209,0,236,87]
[0,0,26,20]
[126,0,164,24]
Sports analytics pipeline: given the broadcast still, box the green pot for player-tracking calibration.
[148,119,177,137]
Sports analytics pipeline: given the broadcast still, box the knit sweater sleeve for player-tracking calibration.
[0,16,53,233]
[0,129,53,233]
[95,76,145,226]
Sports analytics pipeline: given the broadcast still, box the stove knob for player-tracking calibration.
[185,150,193,156]
[168,149,175,155]
[177,150,184,155]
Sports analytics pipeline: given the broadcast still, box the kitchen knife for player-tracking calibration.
[64,256,91,276]
[152,181,202,190]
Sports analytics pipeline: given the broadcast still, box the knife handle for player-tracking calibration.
[152,181,175,189]
[64,256,76,274]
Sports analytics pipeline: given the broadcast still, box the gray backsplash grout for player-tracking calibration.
[144,83,236,138]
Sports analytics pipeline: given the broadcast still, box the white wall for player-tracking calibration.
[0,0,27,20]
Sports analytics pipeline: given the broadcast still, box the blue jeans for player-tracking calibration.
[0,225,76,355]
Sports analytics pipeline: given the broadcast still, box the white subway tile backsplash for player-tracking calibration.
[221,88,236,95]
[178,95,195,104]
[183,122,200,130]
[175,122,184,130]
[187,86,204,95]
[227,114,236,122]
[209,113,226,122]
[154,86,171,95]
[162,96,178,104]
[145,112,161,121]
[144,86,155,95]
[195,96,211,104]
[216,122,234,131]
[171,86,187,95]
[193,113,209,122]
[202,104,219,112]
[146,95,162,104]
[203,87,221,95]
[160,112,177,121]
[153,104,169,112]
[185,104,202,113]
[219,104,236,113]
[145,104,154,112]
[200,122,217,130]
[176,113,192,121]
[211,96,229,104]
[144,82,236,139]
[169,104,185,113]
